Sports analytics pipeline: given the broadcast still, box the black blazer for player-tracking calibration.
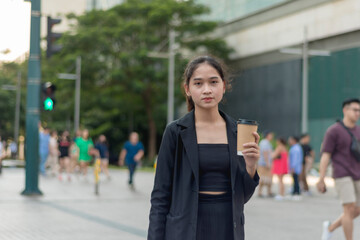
[148,110,259,240]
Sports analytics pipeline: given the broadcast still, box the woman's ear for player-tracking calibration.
[184,83,191,97]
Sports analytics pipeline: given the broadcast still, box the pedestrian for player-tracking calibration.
[118,132,144,189]
[147,56,260,240]
[47,130,59,177]
[288,136,303,200]
[58,131,71,181]
[299,133,315,195]
[39,124,50,176]
[75,129,94,180]
[69,139,80,174]
[258,130,274,198]
[9,140,17,159]
[95,134,111,180]
[271,137,288,200]
[317,98,360,240]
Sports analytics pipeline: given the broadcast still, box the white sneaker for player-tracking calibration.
[321,221,332,240]
[291,195,302,201]
[274,195,284,201]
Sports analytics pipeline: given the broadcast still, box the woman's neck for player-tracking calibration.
[194,107,222,124]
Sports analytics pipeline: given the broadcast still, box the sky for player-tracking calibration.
[0,0,31,62]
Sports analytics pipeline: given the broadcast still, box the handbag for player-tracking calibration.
[338,121,360,163]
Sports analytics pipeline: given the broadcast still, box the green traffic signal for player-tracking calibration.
[44,97,54,111]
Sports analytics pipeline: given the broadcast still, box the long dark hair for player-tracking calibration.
[183,55,230,112]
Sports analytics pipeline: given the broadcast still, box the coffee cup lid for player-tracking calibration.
[237,119,258,125]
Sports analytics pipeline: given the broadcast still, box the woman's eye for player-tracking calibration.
[211,80,218,84]
[194,82,201,86]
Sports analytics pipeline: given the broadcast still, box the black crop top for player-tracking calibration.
[198,144,231,192]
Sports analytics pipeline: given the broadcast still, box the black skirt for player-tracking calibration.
[196,191,234,240]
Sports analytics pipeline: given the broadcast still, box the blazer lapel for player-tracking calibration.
[222,111,238,190]
[177,111,199,189]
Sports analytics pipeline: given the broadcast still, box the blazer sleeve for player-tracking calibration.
[238,156,260,204]
[148,124,177,240]
[243,168,260,204]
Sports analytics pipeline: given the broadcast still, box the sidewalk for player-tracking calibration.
[0,168,359,240]
[0,168,153,240]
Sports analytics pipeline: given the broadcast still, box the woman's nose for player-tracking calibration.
[203,83,211,93]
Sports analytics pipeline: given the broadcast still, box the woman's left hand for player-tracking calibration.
[242,132,260,173]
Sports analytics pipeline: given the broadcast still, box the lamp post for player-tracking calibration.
[57,56,82,133]
[22,0,42,196]
[279,26,331,133]
[147,27,177,124]
[2,71,22,145]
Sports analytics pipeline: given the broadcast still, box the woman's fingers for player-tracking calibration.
[243,142,259,150]
[253,132,260,144]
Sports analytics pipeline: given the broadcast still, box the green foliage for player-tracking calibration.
[41,0,233,161]
[0,61,27,141]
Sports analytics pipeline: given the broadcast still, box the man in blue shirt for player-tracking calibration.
[39,126,50,176]
[288,136,303,197]
[119,132,144,189]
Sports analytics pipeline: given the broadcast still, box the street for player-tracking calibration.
[0,168,359,240]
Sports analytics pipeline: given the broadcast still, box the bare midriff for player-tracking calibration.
[199,191,226,195]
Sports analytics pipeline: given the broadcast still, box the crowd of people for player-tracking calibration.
[258,131,315,201]
[38,123,144,188]
[0,136,23,174]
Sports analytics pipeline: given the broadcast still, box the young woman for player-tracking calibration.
[58,131,72,181]
[148,56,260,240]
[271,137,288,200]
[95,134,111,180]
[75,129,94,180]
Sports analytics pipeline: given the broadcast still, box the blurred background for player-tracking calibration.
[0,0,360,239]
[1,0,359,164]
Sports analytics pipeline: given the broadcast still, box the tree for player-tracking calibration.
[45,0,232,162]
[0,61,27,141]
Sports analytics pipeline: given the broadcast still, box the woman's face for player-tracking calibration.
[184,63,225,110]
[82,130,89,139]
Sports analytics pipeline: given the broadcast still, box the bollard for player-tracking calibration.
[94,158,101,195]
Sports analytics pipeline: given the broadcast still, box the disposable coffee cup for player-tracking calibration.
[237,119,258,156]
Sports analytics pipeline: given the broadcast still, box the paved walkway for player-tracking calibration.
[0,168,359,240]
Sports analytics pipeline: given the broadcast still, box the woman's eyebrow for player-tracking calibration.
[193,76,219,81]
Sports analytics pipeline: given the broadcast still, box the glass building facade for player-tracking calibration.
[86,0,124,11]
[196,0,291,23]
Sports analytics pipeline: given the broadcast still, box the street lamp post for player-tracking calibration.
[279,26,331,133]
[167,30,175,124]
[57,56,82,134]
[22,0,43,196]
[148,30,177,125]
[14,71,21,145]
[2,71,22,146]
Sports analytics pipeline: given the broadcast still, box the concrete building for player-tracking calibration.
[41,0,123,48]
[198,0,360,160]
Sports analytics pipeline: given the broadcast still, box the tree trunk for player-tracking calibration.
[143,89,157,162]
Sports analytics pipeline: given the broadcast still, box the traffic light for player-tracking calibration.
[46,16,62,58]
[42,82,56,111]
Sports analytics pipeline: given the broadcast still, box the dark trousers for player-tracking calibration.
[299,164,309,191]
[292,173,300,195]
[128,163,137,184]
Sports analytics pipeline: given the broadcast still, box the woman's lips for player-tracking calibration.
[202,97,213,102]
